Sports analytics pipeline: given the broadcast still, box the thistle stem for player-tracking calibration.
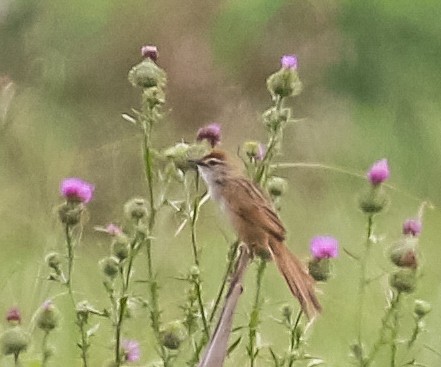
[247,259,267,367]
[357,214,374,351]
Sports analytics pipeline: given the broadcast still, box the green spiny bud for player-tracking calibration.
[0,326,30,356]
[100,256,120,279]
[414,299,431,318]
[281,304,293,321]
[124,198,148,221]
[308,258,331,282]
[266,68,302,98]
[267,176,288,197]
[128,59,166,89]
[58,202,84,225]
[111,234,130,261]
[163,142,191,171]
[45,252,61,271]
[389,268,417,293]
[389,237,418,268]
[160,321,187,350]
[189,265,200,279]
[36,301,59,332]
[358,186,388,214]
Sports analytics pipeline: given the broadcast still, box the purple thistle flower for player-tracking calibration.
[310,236,339,259]
[6,307,21,324]
[106,224,123,236]
[367,159,390,185]
[122,339,141,362]
[196,123,222,147]
[60,178,95,203]
[42,300,54,311]
[256,143,266,161]
[281,54,298,69]
[141,45,158,62]
[403,218,422,237]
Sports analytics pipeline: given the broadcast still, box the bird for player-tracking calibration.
[193,149,321,318]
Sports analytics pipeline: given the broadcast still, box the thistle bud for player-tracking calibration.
[76,301,91,323]
[243,141,260,159]
[36,301,59,332]
[266,55,302,98]
[389,237,418,268]
[128,59,166,89]
[141,45,158,62]
[414,299,431,318]
[58,202,84,226]
[367,159,390,186]
[111,235,130,261]
[267,176,288,197]
[159,321,187,350]
[403,219,422,237]
[45,252,62,272]
[308,258,331,282]
[281,304,293,321]
[6,307,21,325]
[189,265,200,279]
[358,186,388,214]
[389,268,417,293]
[124,198,148,221]
[163,142,191,171]
[100,256,120,279]
[196,123,221,148]
[0,327,30,356]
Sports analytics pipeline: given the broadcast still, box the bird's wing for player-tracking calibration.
[225,177,286,242]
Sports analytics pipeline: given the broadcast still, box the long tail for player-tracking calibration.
[268,241,321,318]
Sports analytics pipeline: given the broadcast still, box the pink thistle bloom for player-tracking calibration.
[196,123,222,147]
[60,178,95,203]
[403,219,422,237]
[6,307,21,324]
[310,236,339,259]
[256,144,266,161]
[141,45,158,61]
[281,54,298,69]
[42,300,54,311]
[106,224,123,236]
[122,339,141,362]
[367,159,390,185]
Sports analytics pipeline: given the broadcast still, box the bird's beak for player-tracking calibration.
[188,159,205,168]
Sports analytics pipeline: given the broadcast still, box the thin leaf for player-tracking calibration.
[122,113,137,125]
[227,336,242,355]
[87,323,100,337]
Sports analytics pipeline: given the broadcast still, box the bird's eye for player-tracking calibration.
[207,159,220,166]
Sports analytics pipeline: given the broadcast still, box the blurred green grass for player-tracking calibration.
[1,0,441,365]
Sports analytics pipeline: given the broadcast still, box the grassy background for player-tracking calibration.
[1,0,441,365]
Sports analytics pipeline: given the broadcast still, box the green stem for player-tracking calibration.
[357,215,374,351]
[65,223,74,290]
[191,172,201,267]
[115,296,128,365]
[41,331,50,367]
[194,275,210,339]
[14,351,20,367]
[255,95,284,185]
[364,292,402,367]
[64,222,89,367]
[248,259,267,367]
[78,318,89,367]
[288,310,303,367]
[142,127,156,229]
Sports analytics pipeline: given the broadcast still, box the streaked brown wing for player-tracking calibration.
[226,177,286,242]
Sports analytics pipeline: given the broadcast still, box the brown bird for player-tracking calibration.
[194,150,321,318]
